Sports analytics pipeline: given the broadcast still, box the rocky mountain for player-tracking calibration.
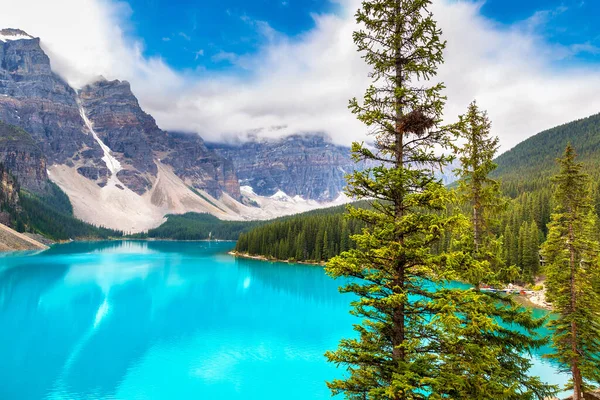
[0,161,20,226]
[0,28,356,232]
[0,29,105,176]
[0,121,47,192]
[208,134,355,201]
[77,78,239,198]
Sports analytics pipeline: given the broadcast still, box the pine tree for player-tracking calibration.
[323,0,525,397]
[524,221,540,278]
[447,100,553,398]
[321,230,328,261]
[541,144,600,399]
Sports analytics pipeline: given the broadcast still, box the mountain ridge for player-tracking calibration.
[0,29,358,232]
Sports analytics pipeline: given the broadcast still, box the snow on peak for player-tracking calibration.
[270,190,292,201]
[240,185,256,195]
[0,29,34,42]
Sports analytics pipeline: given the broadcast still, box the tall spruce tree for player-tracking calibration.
[323,0,504,398]
[446,101,554,399]
[541,144,600,399]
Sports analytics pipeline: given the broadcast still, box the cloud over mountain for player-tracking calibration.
[1,0,599,151]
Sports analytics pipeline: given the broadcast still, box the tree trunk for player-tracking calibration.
[568,220,583,400]
[391,2,405,399]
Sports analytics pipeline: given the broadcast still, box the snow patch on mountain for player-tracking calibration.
[240,186,256,195]
[75,97,122,176]
[0,29,34,42]
[270,190,292,201]
[232,187,352,220]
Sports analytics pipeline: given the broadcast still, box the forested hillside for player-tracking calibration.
[494,112,600,195]
[234,112,600,275]
[490,112,600,279]
[234,203,366,262]
[16,183,122,240]
[0,167,122,240]
[134,213,262,241]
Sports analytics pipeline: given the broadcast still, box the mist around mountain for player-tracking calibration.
[0,28,361,235]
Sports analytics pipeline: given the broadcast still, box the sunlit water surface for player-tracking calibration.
[0,241,567,399]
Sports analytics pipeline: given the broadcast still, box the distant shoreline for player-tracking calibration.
[64,238,238,243]
[228,251,325,266]
[229,251,552,310]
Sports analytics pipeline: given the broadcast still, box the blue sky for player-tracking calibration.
[124,0,339,71]
[123,0,600,71]
[479,0,600,62]
[5,0,600,150]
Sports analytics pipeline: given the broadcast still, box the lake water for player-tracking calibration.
[0,241,567,399]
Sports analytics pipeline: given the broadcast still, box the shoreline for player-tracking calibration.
[0,237,237,253]
[230,252,552,310]
[229,251,325,266]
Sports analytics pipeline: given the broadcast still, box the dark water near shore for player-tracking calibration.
[0,241,566,399]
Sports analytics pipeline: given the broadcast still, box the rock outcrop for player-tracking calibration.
[0,29,104,176]
[0,222,47,251]
[209,134,358,201]
[162,131,241,200]
[0,161,20,226]
[0,121,47,192]
[78,78,240,198]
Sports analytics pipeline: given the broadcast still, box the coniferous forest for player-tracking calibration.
[235,112,600,284]
[234,0,600,398]
[235,205,366,262]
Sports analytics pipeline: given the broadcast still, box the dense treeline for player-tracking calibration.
[133,212,262,241]
[16,183,122,240]
[234,203,367,262]
[489,113,600,280]
[0,171,122,240]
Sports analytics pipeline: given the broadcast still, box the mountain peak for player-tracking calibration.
[0,28,34,42]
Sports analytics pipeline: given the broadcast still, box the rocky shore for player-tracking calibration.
[0,222,47,251]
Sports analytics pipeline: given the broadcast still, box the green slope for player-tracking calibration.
[17,182,122,241]
[493,112,600,196]
[234,201,369,263]
[134,212,263,241]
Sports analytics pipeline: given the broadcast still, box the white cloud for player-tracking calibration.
[0,0,599,152]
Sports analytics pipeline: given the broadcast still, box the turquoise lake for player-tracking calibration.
[0,241,567,399]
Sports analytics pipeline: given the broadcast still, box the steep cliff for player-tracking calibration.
[0,121,47,192]
[0,29,105,178]
[78,78,240,198]
[208,134,357,201]
[0,161,20,226]
[0,28,354,231]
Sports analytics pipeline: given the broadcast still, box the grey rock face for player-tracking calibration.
[0,30,360,206]
[163,132,241,200]
[78,79,159,194]
[0,34,103,171]
[78,79,240,198]
[208,134,358,201]
[0,121,47,192]
[0,33,240,199]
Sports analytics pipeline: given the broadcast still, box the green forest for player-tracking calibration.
[235,205,366,262]
[132,212,262,241]
[0,174,122,240]
[234,111,600,286]
[17,183,122,240]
